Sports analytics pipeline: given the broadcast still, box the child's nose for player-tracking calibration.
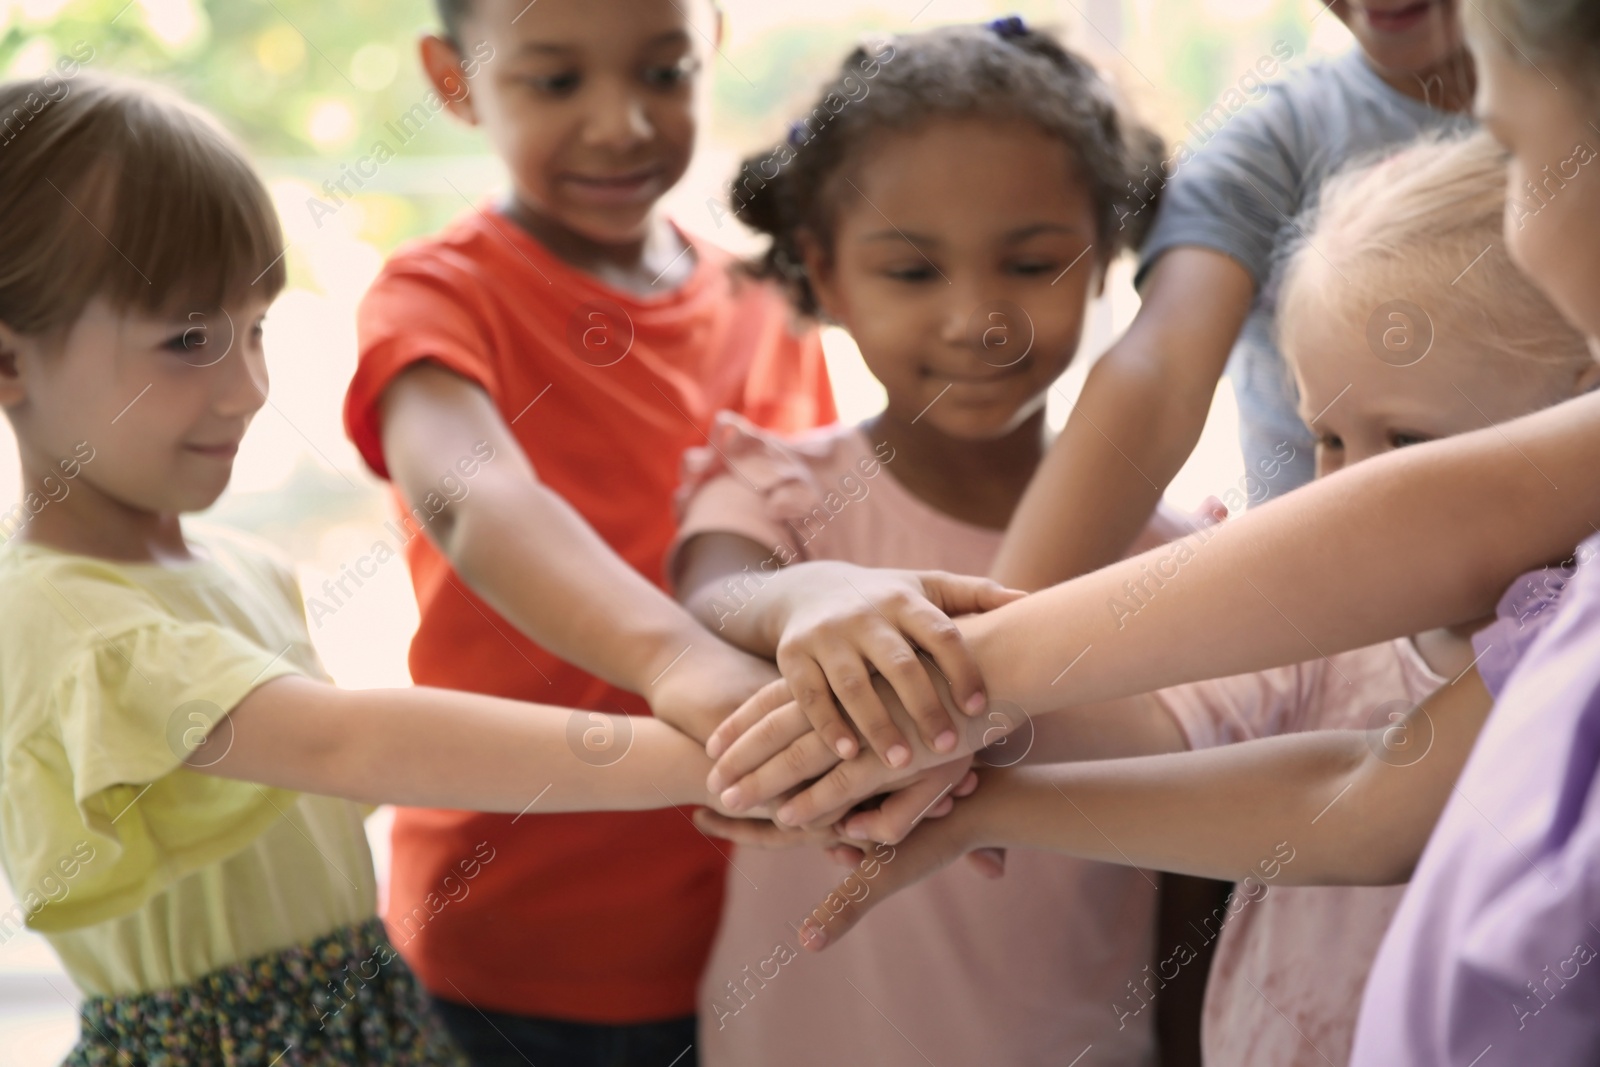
[581,81,652,150]
[212,344,268,418]
[940,282,1020,352]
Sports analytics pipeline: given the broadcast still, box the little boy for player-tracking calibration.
[342,1,834,1062]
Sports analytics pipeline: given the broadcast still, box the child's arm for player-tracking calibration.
[707,675,1187,823]
[989,248,1254,590]
[1015,692,1191,764]
[969,391,1600,712]
[704,669,1492,950]
[675,529,1019,766]
[190,674,721,812]
[716,385,1600,788]
[379,364,774,741]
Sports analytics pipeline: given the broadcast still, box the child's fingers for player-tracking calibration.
[825,844,867,866]
[722,730,840,815]
[710,700,828,796]
[800,829,969,953]
[896,596,990,720]
[706,677,792,761]
[775,750,897,828]
[839,763,973,844]
[775,647,864,762]
[1191,495,1229,530]
[811,648,912,767]
[862,633,958,756]
[809,797,866,830]
[691,810,839,850]
[917,570,1027,616]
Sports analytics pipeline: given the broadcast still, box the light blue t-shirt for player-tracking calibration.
[1138,48,1473,502]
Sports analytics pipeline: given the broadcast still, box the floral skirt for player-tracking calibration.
[64,917,465,1066]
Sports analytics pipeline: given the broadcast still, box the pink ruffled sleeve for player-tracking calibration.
[668,411,840,586]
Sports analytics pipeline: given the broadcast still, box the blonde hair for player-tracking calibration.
[1279,132,1592,380]
[0,74,285,338]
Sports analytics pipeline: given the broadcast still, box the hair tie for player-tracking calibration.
[988,15,1028,39]
[787,121,810,147]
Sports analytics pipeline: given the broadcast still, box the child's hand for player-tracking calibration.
[767,562,1023,767]
[649,641,780,744]
[708,675,1026,825]
[704,676,793,761]
[696,760,985,861]
[791,780,1003,952]
[692,810,850,851]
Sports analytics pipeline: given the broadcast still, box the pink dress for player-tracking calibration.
[673,413,1158,1067]
[1153,637,1446,1067]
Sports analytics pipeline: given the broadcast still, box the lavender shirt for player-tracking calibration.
[1351,537,1600,1065]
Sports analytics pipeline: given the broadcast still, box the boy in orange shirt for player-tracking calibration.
[341,0,834,1062]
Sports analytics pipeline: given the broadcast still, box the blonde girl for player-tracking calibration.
[0,76,747,1066]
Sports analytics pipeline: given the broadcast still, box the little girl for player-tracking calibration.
[669,21,1180,1066]
[706,131,1597,1065]
[713,4,1600,1061]
[0,76,747,1067]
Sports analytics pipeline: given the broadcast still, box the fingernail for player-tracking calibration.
[719,786,743,810]
[706,737,725,759]
[706,771,725,793]
[934,730,957,753]
[835,737,857,759]
[776,804,796,825]
[965,692,987,714]
[845,825,868,840]
[886,744,910,768]
[799,920,827,949]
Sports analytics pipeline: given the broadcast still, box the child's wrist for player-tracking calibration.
[637,620,715,694]
[635,717,715,806]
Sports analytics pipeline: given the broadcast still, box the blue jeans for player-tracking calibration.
[429,996,698,1067]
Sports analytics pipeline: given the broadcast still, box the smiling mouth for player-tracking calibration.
[1361,0,1440,32]
[183,441,240,460]
[561,166,666,202]
[928,360,1033,385]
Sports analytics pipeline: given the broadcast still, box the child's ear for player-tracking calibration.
[0,321,27,408]
[795,230,843,323]
[419,34,478,126]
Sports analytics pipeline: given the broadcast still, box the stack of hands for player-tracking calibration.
[656,565,1034,949]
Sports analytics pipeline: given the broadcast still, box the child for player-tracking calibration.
[0,75,753,1067]
[705,131,1598,1067]
[333,0,877,1059]
[992,0,1478,589]
[669,21,1178,1065]
[1350,5,1600,1063]
[719,7,1600,1061]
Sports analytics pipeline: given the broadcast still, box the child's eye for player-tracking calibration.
[1390,431,1431,449]
[643,56,699,89]
[884,264,938,283]
[1008,260,1056,277]
[163,327,207,356]
[524,71,581,96]
[1318,433,1344,451]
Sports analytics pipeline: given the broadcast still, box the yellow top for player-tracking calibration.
[0,524,376,997]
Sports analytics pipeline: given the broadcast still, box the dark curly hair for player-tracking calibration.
[730,20,1166,316]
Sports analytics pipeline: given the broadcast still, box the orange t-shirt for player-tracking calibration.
[343,207,834,1022]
